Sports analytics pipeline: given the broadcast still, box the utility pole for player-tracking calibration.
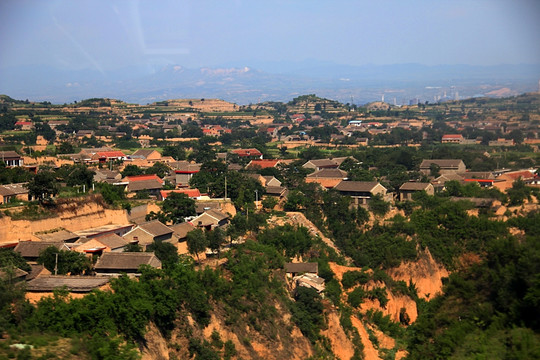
[54,253,59,276]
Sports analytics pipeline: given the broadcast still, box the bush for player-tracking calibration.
[342,270,370,289]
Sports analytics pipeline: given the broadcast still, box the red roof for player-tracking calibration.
[97,151,126,158]
[502,171,535,180]
[442,134,463,139]
[247,159,280,169]
[15,121,32,125]
[231,148,262,157]
[126,174,164,184]
[160,189,201,199]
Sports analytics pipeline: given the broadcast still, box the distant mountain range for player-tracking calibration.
[1,62,539,105]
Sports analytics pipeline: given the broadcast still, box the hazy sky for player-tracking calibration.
[1,0,539,73]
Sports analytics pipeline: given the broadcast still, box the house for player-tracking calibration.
[122,220,174,249]
[126,174,163,197]
[76,130,95,139]
[419,159,466,175]
[493,170,536,192]
[399,182,435,201]
[231,148,263,159]
[92,151,127,163]
[305,168,348,189]
[0,268,28,283]
[265,186,288,198]
[94,252,162,276]
[14,241,70,264]
[74,224,134,239]
[441,134,464,144]
[159,188,201,201]
[334,181,388,206]
[284,262,318,277]
[35,229,79,243]
[15,121,33,130]
[489,138,515,147]
[431,173,466,192]
[25,276,110,296]
[246,159,281,170]
[172,161,201,187]
[0,151,23,167]
[262,176,282,187]
[74,233,128,255]
[285,263,324,293]
[0,183,29,204]
[191,209,230,230]
[130,149,162,161]
[302,159,339,171]
[169,222,197,254]
[93,169,123,184]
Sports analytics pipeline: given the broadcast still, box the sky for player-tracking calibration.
[1,0,539,74]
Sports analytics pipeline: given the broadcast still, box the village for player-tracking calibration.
[0,93,539,359]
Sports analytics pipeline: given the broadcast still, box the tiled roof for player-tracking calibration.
[131,149,159,158]
[0,151,21,160]
[231,148,262,157]
[160,189,201,199]
[97,151,126,158]
[307,168,348,178]
[26,276,110,292]
[335,181,381,192]
[304,159,338,168]
[14,241,67,258]
[126,174,164,183]
[285,262,318,274]
[420,159,464,169]
[399,182,432,191]
[95,252,161,270]
[139,220,173,237]
[0,183,28,196]
[127,179,163,191]
[36,230,79,242]
[93,233,127,250]
[170,222,196,239]
[247,159,280,169]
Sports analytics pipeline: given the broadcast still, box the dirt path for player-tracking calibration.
[279,212,354,264]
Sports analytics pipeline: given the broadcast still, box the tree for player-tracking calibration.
[145,162,170,178]
[369,194,390,217]
[146,241,179,268]
[121,164,144,177]
[186,229,208,263]
[26,170,59,203]
[58,164,94,188]
[262,196,278,211]
[207,228,225,258]
[507,179,531,206]
[0,248,31,272]
[160,193,196,224]
[37,246,91,275]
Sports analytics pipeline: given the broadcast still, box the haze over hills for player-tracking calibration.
[2,62,539,105]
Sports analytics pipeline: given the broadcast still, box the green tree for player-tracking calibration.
[37,247,91,275]
[121,164,144,177]
[146,241,178,268]
[186,229,208,263]
[369,194,390,217]
[145,162,170,178]
[160,193,196,224]
[207,228,225,258]
[26,170,59,203]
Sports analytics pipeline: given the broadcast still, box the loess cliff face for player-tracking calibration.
[387,248,449,300]
[141,303,314,360]
[0,198,130,243]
